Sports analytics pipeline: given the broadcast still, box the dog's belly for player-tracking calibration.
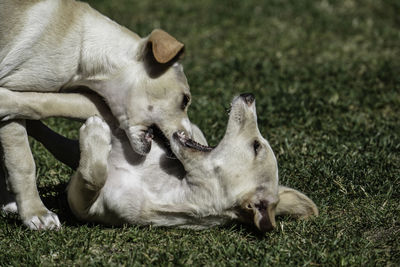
[95,135,188,225]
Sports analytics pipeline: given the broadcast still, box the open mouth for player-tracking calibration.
[173,131,214,152]
[150,125,213,155]
[149,125,175,157]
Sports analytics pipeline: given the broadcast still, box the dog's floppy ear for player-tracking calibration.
[276,186,319,218]
[147,29,184,64]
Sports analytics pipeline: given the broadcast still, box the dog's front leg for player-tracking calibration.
[67,117,111,221]
[0,120,60,230]
[0,88,109,121]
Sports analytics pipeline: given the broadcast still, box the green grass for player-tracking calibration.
[1,0,399,265]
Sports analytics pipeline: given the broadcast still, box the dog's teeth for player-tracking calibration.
[178,131,186,138]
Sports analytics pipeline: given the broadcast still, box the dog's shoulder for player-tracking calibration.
[0,0,85,42]
[0,1,35,41]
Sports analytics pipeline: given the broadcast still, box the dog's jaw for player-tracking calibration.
[125,125,153,155]
[173,131,213,152]
[168,130,214,172]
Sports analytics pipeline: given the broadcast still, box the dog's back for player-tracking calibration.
[0,0,86,90]
[0,0,34,46]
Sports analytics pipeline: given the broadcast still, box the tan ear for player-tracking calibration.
[148,29,184,64]
[276,186,319,218]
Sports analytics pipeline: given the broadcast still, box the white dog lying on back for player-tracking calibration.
[11,92,318,231]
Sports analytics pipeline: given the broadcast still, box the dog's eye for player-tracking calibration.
[253,140,261,155]
[181,94,190,110]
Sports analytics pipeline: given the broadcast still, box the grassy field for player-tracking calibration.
[1,0,399,265]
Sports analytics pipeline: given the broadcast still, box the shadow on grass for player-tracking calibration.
[38,182,84,227]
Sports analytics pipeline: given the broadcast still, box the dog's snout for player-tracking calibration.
[240,93,255,105]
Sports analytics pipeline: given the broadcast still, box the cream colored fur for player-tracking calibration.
[0,0,192,229]
[0,91,318,231]
[69,95,318,231]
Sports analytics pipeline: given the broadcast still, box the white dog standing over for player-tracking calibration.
[0,0,196,229]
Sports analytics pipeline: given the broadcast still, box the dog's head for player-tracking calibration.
[171,93,318,232]
[98,29,192,155]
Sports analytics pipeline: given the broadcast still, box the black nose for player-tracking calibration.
[240,93,255,105]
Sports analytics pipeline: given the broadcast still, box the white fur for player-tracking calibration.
[0,0,190,150]
[67,96,319,231]
[0,90,319,231]
[0,0,190,229]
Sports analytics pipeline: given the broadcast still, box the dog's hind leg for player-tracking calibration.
[67,116,111,221]
[26,120,80,170]
[0,120,60,230]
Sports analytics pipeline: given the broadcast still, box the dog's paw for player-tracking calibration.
[78,116,111,189]
[79,116,112,164]
[23,211,61,230]
[80,116,111,145]
[0,188,18,214]
[1,201,18,214]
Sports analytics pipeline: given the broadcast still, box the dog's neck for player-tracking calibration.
[145,164,240,228]
[143,177,239,228]
[67,7,141,91]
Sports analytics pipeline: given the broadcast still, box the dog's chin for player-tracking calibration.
[172,131,214,152]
